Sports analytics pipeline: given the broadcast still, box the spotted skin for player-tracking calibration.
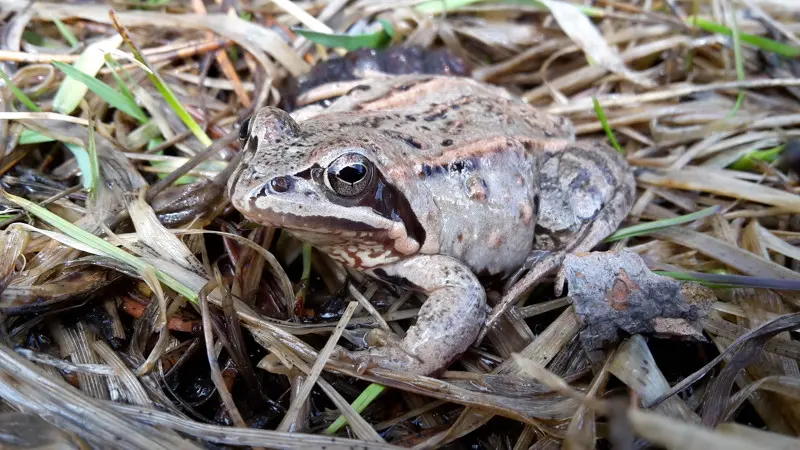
[228,74,635,375]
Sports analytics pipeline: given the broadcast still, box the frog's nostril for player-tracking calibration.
[269,176,292,193]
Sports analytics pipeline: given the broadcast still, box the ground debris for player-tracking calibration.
[2,0,800,446]
[561,251,716,352]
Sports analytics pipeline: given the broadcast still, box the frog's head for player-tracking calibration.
[227,107,425,267]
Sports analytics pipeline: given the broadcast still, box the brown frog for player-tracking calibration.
[228,75,635,375]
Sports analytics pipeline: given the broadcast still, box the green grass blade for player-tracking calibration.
[64,144,96,191]
[86,119,100,200]
[53,18,79,48]
[143,70,211,147]
[294,20,393,51]
[0,68,41,112]
[657,270,800,290]
[2,190,199,302]
[293,243,314,316]
[111,20,211,147]
[378,19,396,39]
[53,34,123,114]
[19,130,55,144]
[22,30,46,46]
[728,144,784,171]
[301,243,313,281]
[686,16,800,58]
[52,61,148,123]
[604,205,721,242]
[414,0,480,14]
[726,11,746,116]
[326,383,386,434]
[592,97,624,154]
[103,54,138,104]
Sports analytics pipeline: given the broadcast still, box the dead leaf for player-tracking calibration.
[638,167,800,212]
[537,0,655,88]
[561,251,716,351]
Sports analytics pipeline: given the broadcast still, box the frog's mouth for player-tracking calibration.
[237,187,424,257]
[241,206,384,235]
[241,205,421,268]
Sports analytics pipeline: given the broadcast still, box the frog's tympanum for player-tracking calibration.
[228,75,635,375]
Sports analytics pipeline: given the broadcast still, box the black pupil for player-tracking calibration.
[239,117,251,141]
[338,164,366,184]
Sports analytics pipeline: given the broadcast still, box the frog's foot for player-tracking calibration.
[341,255,487,376]
[333,345,427,375]
[333,329,418,373]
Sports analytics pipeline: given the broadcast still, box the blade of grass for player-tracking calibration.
[109,10,212,147]
[293,243,313,317]
[0,68,41,112]
[293,19,394,51]
[604,205,721,242]
[87,118,100,200]
[146,147,201,185]
[52,61,148,123]
[728,144,784,171]
[22,30,46,47]
[326,383,386,434]
[53,18,79,48]
[684,0,701,73]
[657,271,800,290]
[103,54,138,105]
[19,130,55,144]
[592,97,624,154]
[686,15,800,58]
[1,190,198,302]
[725,8,746,116]
[64,144,98,192]
[53,34,123,115]
[415,0,481,13]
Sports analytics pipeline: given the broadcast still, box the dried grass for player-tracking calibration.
[1,0,800,449]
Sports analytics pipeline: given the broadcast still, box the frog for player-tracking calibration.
[227,74,636,376]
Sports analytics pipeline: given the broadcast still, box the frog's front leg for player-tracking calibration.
[338,255,487,376]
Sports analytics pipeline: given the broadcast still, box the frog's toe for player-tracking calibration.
[334,345,425,374]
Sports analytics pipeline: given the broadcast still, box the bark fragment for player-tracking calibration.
[560,251,716,351]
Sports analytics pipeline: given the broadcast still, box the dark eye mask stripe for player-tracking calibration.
[366,174,426,248]
[294,164,426,248]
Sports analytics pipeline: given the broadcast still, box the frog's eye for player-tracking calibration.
[238,116,252,144]
[326,153,374,197]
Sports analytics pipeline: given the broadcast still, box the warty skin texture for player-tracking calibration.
[228,75,635,375]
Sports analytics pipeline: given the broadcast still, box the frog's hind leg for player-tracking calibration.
[564,169,636,254]
[479,142,636,339]
[335,255,487,376]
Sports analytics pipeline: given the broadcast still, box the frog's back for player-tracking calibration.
[311,75,576,157]
[301,75,580,276]
[294,75,634,278]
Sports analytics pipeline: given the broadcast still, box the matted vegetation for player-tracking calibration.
[1,1,800,449]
